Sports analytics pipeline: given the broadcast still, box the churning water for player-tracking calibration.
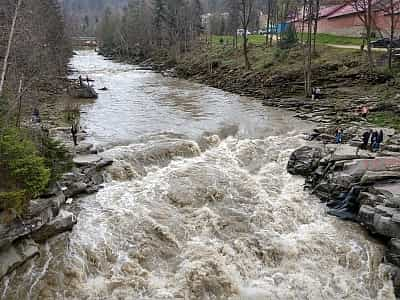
[0,51,395,300]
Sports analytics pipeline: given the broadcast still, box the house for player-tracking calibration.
[292,1,400,37]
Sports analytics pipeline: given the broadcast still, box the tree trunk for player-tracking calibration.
[388,0,394,70]
[265,1,271,47]
[0,0,23,97]
[313,0,320,53]
[243,31,251,70]
[366,0,374,71]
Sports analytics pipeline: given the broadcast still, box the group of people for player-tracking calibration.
[335,127,384,152]
[362,129,384,152]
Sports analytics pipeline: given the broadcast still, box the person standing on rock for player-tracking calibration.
[362,130,371,149]
[71,122,78,146]
[371,130,378,151]
[335,128,343,144]
[377,129,384,150]
[315,87,321,100]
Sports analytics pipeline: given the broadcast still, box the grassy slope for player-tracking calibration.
[176,38,400,129]
[212,33,363,47]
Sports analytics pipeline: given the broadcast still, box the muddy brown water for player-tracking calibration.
[0,50,395,300]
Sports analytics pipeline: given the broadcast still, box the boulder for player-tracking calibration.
[373,213,400,238]
[32,210,77,243]
[71,85,98,99]
[287,146,323,176]
[0,239,39,279]
[73,154,102,166]
[64,182,87,198]
[386,238,400,266]
[0,193,65,250]
[361,171,400,185]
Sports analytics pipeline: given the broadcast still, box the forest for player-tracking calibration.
[0,0,72,214]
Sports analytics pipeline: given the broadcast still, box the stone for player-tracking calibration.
[386,238,400,266]
[0,239,39,279]
[64,182,87,198]
[373,214,400,238]
[32,210,77,243]
[66,198,73,205]
[358,205,376,228]
[0,194,65,250]
[73,154,102,166]
[384,144,400,153]
[75,142,94,154]
[361,171,400,185]
[287,146,323,176]
[95,158,113,169]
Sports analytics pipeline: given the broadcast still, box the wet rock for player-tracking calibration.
[75,142,94,154]
[361,171,400,185]
[384,144,400,152]
[287,146,323,176]
[70,85,98,99]
[64,182,87,198]
[386,239,400,266]
[32,210,77,243]
[73,154,102,166]
[0,239,39,279]
[0,193,65,250]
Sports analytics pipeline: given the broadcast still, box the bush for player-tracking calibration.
[39,134,73,183]
[273,48,289,62]
[0,127,50,213]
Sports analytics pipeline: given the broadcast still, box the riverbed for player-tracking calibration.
[0,50,395,300]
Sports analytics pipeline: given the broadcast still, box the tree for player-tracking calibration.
[0,0,22,98]
[377,0,400,70]
[238,0,255,70]
[352,0,375,71]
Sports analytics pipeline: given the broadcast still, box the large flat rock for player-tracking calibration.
[73,154,102,166]
[0,239,39,279]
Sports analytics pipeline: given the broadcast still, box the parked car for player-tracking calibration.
[369,38,400,48]
[258,29,268,35]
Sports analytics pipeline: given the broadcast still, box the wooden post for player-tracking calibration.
[0,0,23,97]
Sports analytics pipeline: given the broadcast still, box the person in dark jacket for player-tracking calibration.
[371,130,379,151]
[377,129,384,150]
[71,123,78,146]
[335,127,343,144]
[362,130,371,149]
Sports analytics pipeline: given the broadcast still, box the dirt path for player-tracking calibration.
[326,43,387,52]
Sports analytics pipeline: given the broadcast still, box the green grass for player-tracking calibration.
[212,33,363,47]
[368,111,400,130]
[299,33,363,46]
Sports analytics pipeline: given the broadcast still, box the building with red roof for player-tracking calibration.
[292,1,400,37]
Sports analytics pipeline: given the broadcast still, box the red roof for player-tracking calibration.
[328,4,359,19]
[319,4,347,17]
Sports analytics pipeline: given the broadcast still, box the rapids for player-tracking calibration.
[0,50,395,300]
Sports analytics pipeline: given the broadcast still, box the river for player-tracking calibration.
[0,50,395,299]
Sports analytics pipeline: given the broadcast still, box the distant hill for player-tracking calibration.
[59,0,129,36]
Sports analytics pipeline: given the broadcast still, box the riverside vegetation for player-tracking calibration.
[0,0,114,281]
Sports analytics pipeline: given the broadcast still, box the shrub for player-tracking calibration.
[0,127,50,213]
[273,48,289,62]
[39,134,73,183]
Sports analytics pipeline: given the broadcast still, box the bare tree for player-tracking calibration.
[238,0,255,70]
[0,0,22,97]
[352,0,375,71]
[377,0,400,70]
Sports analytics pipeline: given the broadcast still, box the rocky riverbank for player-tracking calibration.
[0,125,113,280]
[287,125,400,296]
[0,74,112,281]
